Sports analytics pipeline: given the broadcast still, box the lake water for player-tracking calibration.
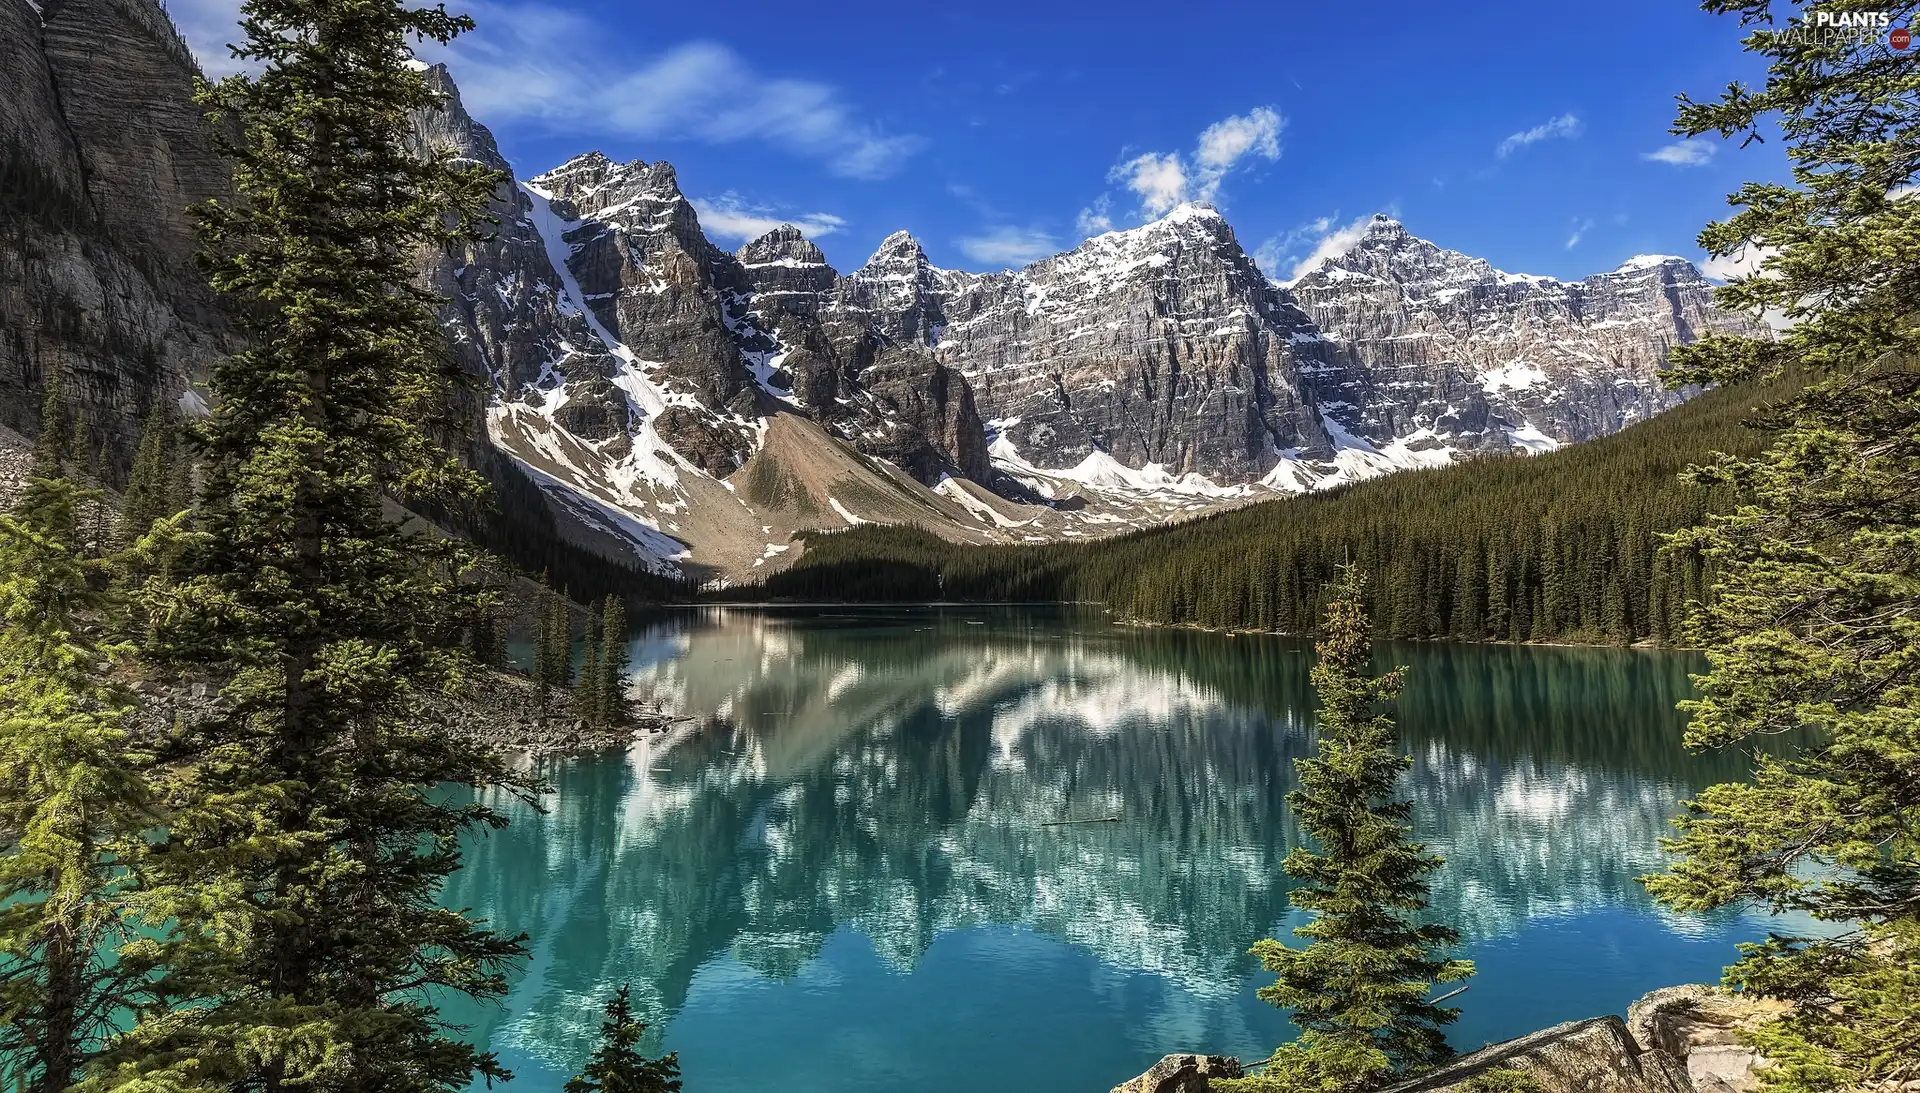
[446,605,1789,1093]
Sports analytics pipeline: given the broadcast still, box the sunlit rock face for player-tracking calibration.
[1287,216,1771,460]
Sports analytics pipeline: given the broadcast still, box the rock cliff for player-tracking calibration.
[0,0,230,476]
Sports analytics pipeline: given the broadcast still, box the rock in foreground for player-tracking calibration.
[1109,1053,1244,1093]
[1381,1016,1691,1093]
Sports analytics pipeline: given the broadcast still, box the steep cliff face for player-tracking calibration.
[0,0,229,476]
[819,206,1766,494]
[872,206,1336,481]
[1286,215,1771,459]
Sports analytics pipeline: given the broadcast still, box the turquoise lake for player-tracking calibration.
[444,605,1794,1092]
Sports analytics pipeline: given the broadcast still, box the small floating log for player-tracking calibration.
[1039,816,1121,827]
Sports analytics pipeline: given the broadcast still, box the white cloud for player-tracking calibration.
[1642,139,1716,167]
[1565,217,1594,249]
[691,193,846,244]
[957,226,1060,266]
[1497,112,1582,158]
[1252,213,1336,279]
[1109,152,1190,218]
[1195,106,1283,173]
[1281,213,1382,284]
[164,0,924,180]
[1699,242,1776,282]
[1076,194,1115,236]
[1099,105,1285,223]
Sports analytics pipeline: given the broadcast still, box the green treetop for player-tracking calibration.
[1224,566,1472,1093]
[1641,2,1920,1087]
[563,985,681,1093]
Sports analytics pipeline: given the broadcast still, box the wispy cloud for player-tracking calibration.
[158,0,247,75]
[1257,211,1393,285]
[1565,217,1594,249]
[1642,139,1716,167]
[957,226,1060,266]
[691,193,846,244]
[1110,152,1191,219]
[1497,112,1581,158]
[1076,194,1115,236]
[1100,106,1284,223]
[164,0,925,179]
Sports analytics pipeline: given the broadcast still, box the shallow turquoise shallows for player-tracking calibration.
[445,605,1793,1093]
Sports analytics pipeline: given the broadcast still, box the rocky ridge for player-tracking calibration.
[1,3,1771,583]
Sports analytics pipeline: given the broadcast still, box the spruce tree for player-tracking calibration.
[578,597,604,727]
[597,595,628,726]
[1640,2,1920,1086]
[99,1,536,1089]
[563,985,680,1093]
[1224,566,1472,1092]
[0,477,156,1092]
[118,404,176,545]
[30,367,67,478]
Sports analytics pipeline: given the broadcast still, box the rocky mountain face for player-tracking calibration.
[1,0,231,476]
[824,208,1770,494]
[1284,215,1770,465]
[1,2,1771,582]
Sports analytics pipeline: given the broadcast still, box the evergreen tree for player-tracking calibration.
[597,596,628,726]
[118,403,177,545]
[562,985,680,1093]
[1224,566,1472,1092]
[98,1,536,1089]
[31,367,68,479]
[578,597,604,727]
[532,592,556,713]
[1640,2,1920,1086]
[0,477,156,1092]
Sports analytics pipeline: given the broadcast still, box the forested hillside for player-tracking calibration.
[743,374,1798,645]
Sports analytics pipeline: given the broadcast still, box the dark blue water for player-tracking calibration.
[446,605,1793,1092]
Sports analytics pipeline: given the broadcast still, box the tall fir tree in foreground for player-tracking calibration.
[1224,567,1472,1093]
[98,0,537,1088]
[563,985,681,1093]
[0,477,157,1092]
[1641,2,1920,1087]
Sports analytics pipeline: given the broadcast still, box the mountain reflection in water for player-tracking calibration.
[443,606,1782,1093]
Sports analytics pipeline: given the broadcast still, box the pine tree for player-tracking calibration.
[563,985,681,1093]
[1223,566,1472,1092]
[1639,2,1920,1086]
[30,367,67,479]
[98,1,536,1089]
[0,477,156,1092]
[578,597,604,727]
[532,593,556,714]
[118,403,176,545]
[598,595,628,726]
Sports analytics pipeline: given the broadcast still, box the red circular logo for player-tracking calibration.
[1893,26,1912,49]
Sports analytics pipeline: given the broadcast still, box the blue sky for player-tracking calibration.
[168,0,1787,280]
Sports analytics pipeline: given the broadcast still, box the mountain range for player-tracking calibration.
[1,0,1768,583]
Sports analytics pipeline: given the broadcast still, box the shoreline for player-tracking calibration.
[673,598,1695,652]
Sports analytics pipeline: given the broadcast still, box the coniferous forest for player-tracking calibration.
[743,373,1801,645]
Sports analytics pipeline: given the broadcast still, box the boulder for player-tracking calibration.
[1382,1016,1691,1093]
[1110,1053,1244,1093]
[1625,985,1789,1093]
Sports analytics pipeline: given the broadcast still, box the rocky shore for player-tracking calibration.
[129,667,672,758]
[1114,985,1787,1093]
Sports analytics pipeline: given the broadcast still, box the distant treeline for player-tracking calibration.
[730,376,1799,645]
